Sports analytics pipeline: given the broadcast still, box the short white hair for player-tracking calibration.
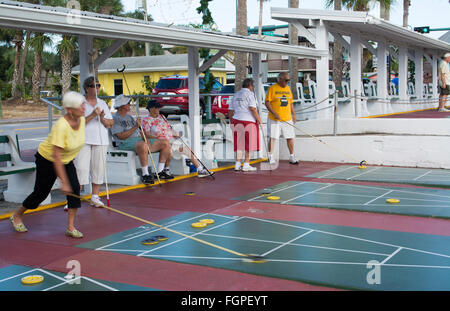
[63,91,85,109]
[445,52,450,59]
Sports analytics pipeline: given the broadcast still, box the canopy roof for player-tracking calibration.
[0,0,327,59]
[271,7,450,55]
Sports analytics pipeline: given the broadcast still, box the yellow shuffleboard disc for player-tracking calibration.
[199,219,215,225]
[141,237,159,245]
[191,222,208,228]
[267,196,280,201]
[358,166,367,169]
[21,275,44,285]
[386,198,400,204]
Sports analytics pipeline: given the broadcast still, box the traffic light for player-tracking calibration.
[414,26,430,34]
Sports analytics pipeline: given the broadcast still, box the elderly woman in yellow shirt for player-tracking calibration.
[10,91,86,238]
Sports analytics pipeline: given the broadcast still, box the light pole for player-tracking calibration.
[139,0,150,56]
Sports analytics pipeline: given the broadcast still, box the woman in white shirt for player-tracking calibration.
[228,78,262,171]
[74,76,114,207]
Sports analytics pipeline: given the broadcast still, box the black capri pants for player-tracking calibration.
[23,152,81,210]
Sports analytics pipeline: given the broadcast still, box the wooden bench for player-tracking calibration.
[1,130,50,204]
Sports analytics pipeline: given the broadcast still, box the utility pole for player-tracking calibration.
[139,0,150,56]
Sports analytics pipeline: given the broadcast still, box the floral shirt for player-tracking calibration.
[143,114,173,140]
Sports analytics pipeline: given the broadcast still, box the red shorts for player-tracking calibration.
[231,119,260,152]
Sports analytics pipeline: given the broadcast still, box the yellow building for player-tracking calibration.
[72,54,233,97]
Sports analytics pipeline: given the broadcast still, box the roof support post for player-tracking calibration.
[377,39,388,102]
[431,54,439,98]
[78,35,94,94]
[414,49,424,99]
[350,32,362,116]
[188,47,201,158]
[315,22,330,118]
[252,52,264,158]
[398,46,409,101]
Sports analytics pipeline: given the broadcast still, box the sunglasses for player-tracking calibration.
[88,83,101,88]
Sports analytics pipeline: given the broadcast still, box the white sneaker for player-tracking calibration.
[234,163,242,171]
[90,195,104,208]
[268,155,276,165]
[197,168,213,178]
[242,165,257,172]
[63,205,68,212]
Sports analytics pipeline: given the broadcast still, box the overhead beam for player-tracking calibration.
[330,31,350,50]
[362,40,377,55]
[94,39,127,68]
[0,3,327,59]
[197,50,227,74]
[290,20,316,45]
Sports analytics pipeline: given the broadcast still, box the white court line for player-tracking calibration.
[345,167,381,180]
[137,217,243,257]
[142,255,243,261]
[0,268,39,283]
[343,183,450,200]
[261,230,314,257]
[364,190,393,205]
[139,256,450,269]
[314,191,450,203]
[247,182,306,202]
[244,216,450,260]
[381,247,403,265]
[281,184,334,204]
[42,276,118,292]
[106,229,391,257]
[95,213,210,250]
[262,259,450,269]
[288,202,450,208]
[316,166,357,178]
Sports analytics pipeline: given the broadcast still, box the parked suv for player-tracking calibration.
[153,75,223,116]
[212,83,234,116]
[211,83,272,117]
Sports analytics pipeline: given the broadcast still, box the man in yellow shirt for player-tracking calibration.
[265,72,298,165]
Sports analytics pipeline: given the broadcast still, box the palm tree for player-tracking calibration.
[257,0,270,39]
[235,0,248,92]
[403,0,410,27]
[332,0,344,88]
[29,33,52,103]
[289,0,299,100]
[58,35,76,95]
[10,30,23,99]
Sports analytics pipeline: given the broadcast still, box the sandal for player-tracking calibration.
[10,214,28,233]
[65,228,84,238]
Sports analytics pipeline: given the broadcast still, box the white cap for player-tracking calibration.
[114,94,131,108]
[63,91,85,109]
[445,52,450,58]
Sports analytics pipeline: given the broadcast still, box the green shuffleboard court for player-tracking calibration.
[77,212,450,290]
[235,181,450,219]
[0,265,159,291]
[307,165,450,188]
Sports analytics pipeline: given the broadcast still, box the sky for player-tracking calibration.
[122,0,450,40]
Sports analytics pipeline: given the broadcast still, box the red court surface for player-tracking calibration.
[1,161,449,291]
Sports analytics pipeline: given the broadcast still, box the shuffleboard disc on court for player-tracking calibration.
[141,237,159,245]
[386,198,400,204]
[358,166,367,169]
[267,196,280,200]
[261,189,272,196]
[191,222,208,228]
[153,235,168,241]
[199,219,215,225]
[184,192,195,196]
[21,275,44,285]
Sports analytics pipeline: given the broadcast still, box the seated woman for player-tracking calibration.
[142,100,212,178]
